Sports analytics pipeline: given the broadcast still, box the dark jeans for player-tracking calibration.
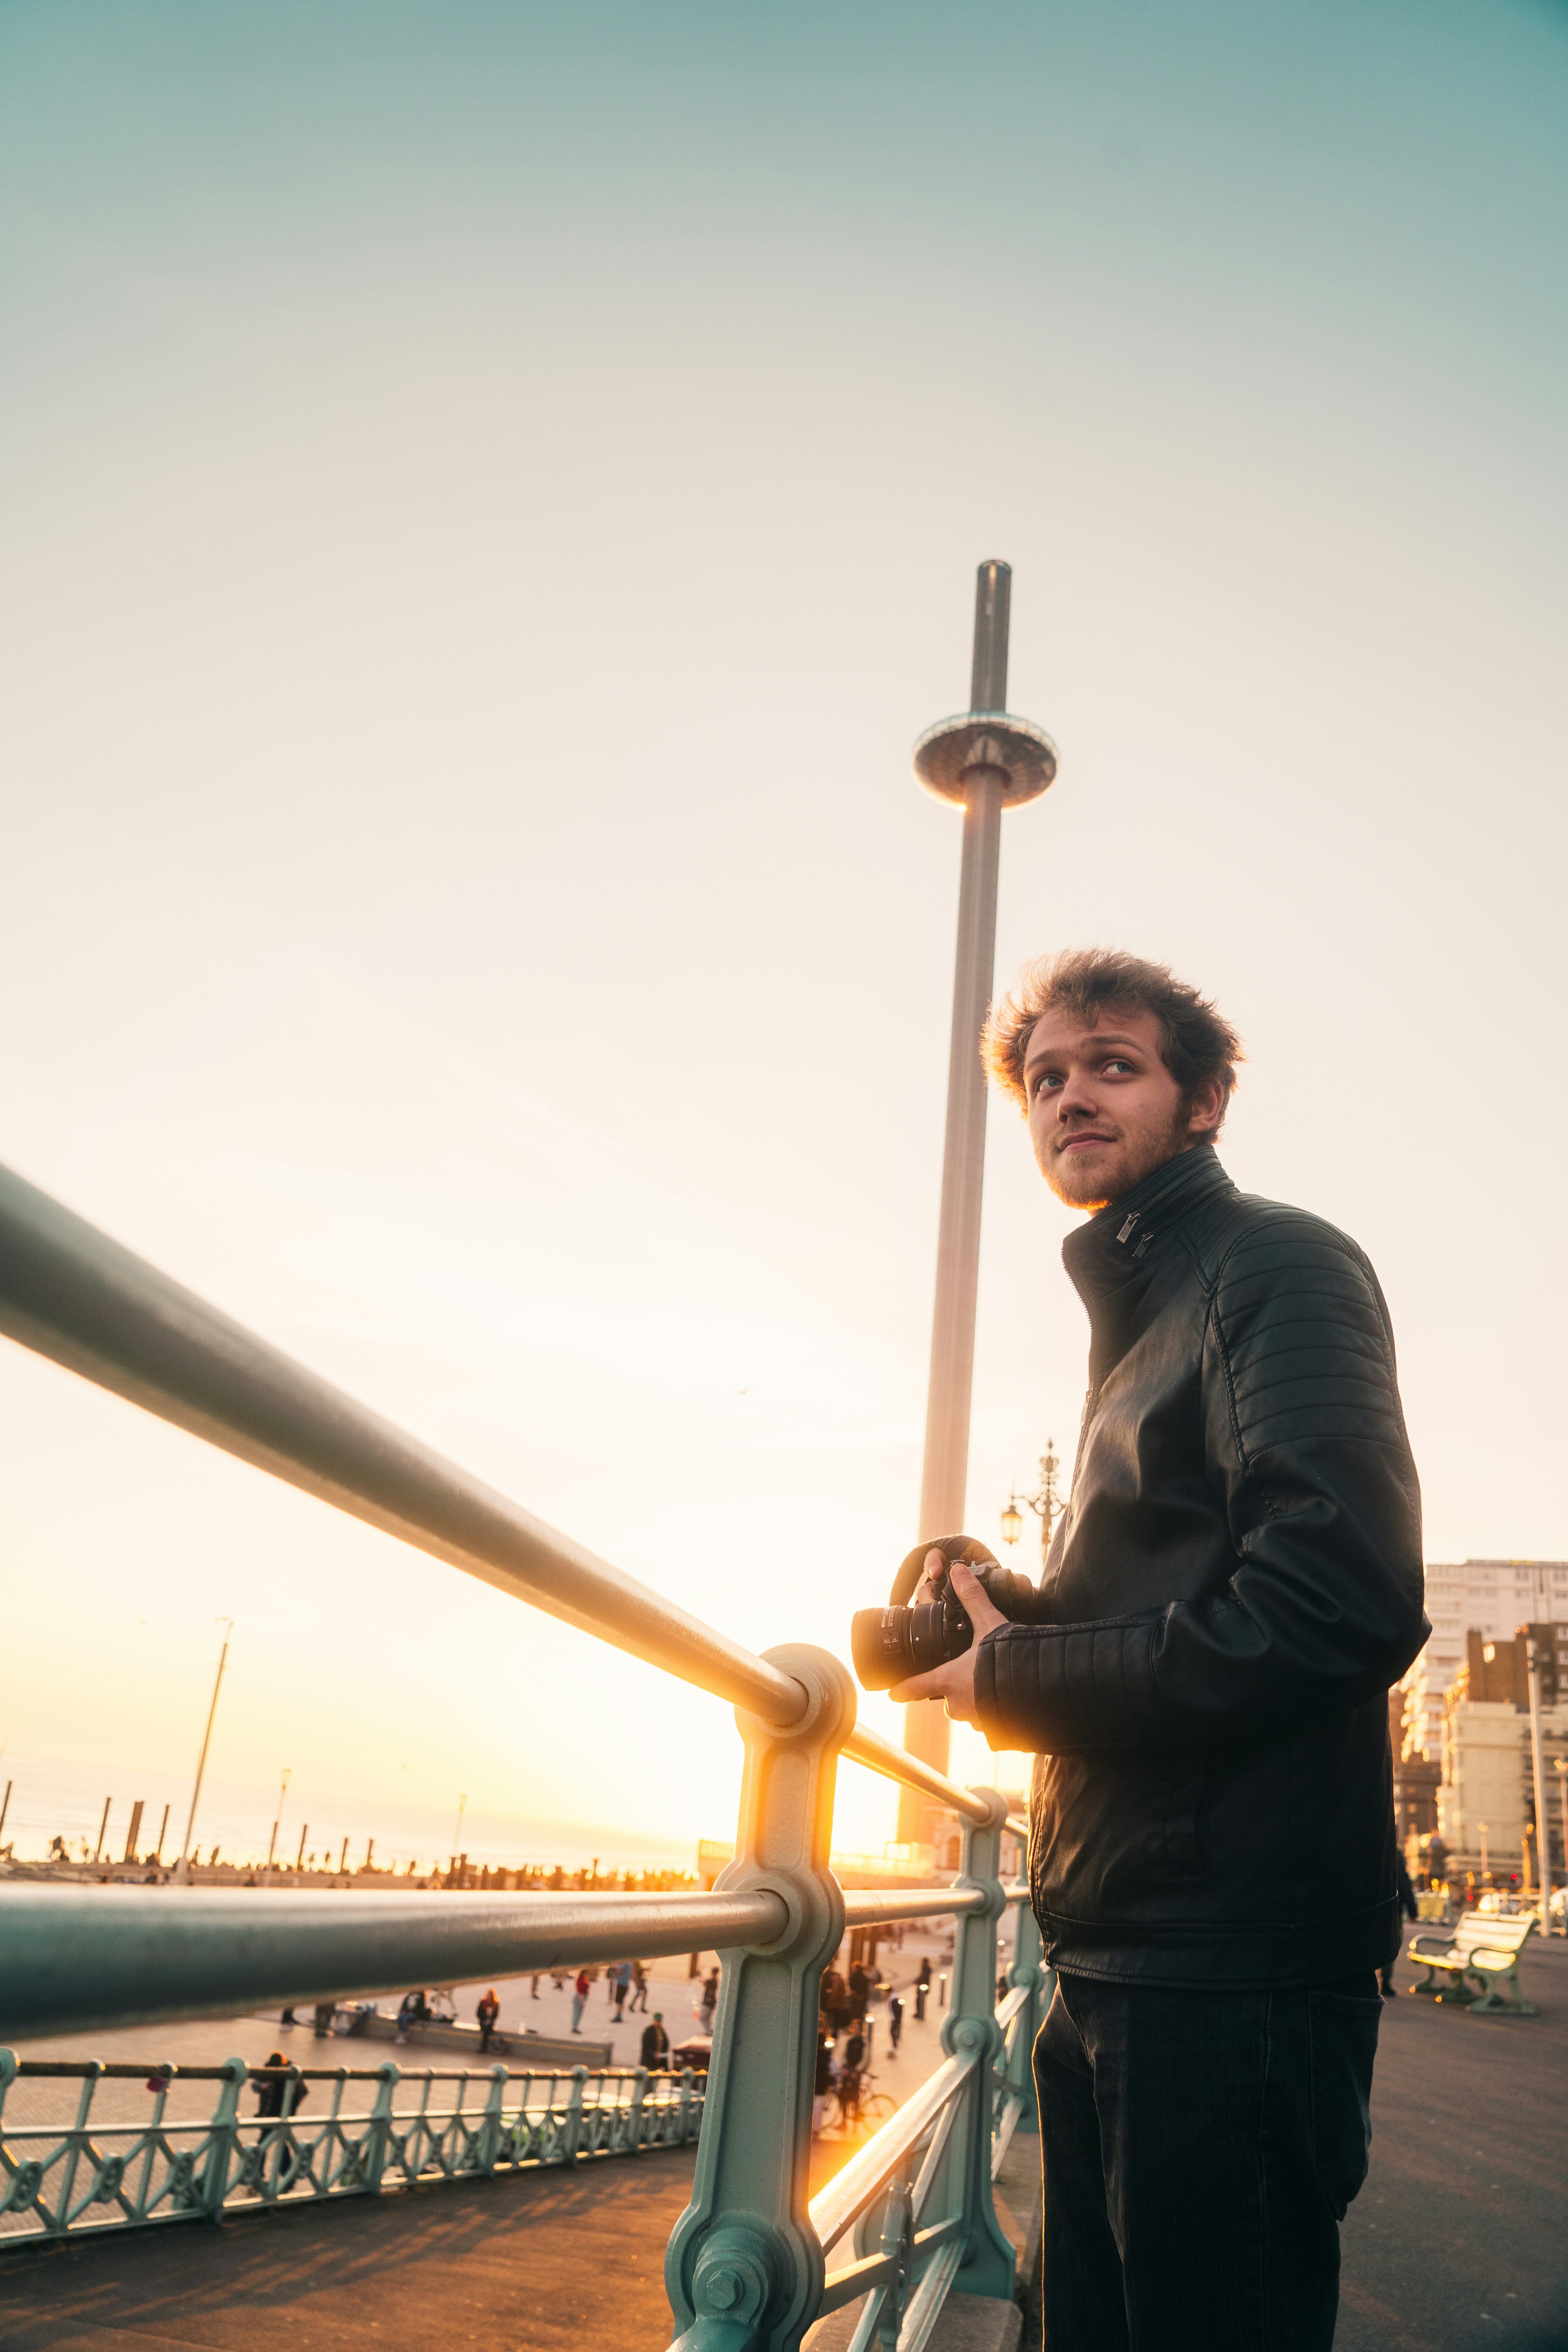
[1035,1968,1381,2352]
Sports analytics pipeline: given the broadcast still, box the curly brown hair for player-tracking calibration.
[982,948,1243,1125]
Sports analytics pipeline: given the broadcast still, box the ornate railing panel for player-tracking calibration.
[0,2054,706,2243]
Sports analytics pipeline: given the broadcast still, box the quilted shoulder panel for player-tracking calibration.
[1212,1205,1404,1460]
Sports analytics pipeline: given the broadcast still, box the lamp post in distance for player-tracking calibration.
[174,1618,233,1886]
[1000,1440,1066,1569]
[264,1766,292,1887]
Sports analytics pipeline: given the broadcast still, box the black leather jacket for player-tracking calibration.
[974,1144,1427,1987]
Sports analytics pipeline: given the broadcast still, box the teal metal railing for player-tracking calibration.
[0,1161,1050,2345]
[0,2054,706,2242]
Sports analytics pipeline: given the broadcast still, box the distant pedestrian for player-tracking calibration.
[280,2006,297,2027]
[812,2032,832,2133]
[630,1959,650,2013]
[700,1967,719,2030]
[530,1974,542,2000]
[312,2001,335,2039]
[476,1988,500,2052]
[641,2012,670,2072]
[571,1969,590,2034]
[887,1994,903,2054]
[614,1961,633,2020]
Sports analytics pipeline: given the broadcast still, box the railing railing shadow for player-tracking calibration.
[0,1161,1050,2347]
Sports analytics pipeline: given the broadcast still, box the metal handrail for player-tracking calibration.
[840,1725,993,1824]
[0,1160,1054,2345]
[0,1161,1006,1834]
[0,1885,787,2039]
[0,1164,804,1724]
[0,1880,1018,2041]
[809,2047,977,2254]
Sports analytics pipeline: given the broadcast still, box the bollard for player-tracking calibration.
[938,1972,948,2010]
[665,1644,855,2352]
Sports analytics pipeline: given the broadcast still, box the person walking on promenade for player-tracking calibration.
[889,950,1427,2352]
[887,1992,904,2055]
[571,1969,590,2034]
[699,1966,720,2030]
[640,2012,670,2072]
[476,1988,500,2052]
[614,1960,633,2019]
[1382,1855,1420,1996]
[630,1958,650,2012]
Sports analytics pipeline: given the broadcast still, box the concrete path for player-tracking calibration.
[1,1934,1562,2350]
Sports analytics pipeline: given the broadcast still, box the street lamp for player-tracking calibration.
[1001,1440,1065,1567]
[1478,1821,1489,1886]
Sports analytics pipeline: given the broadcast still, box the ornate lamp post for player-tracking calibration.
[1000,1440,1065,1569]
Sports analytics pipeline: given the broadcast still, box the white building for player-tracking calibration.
[1401,1559,1568,1762]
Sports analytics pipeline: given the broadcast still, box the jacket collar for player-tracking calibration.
[1062,1142,1235,1312]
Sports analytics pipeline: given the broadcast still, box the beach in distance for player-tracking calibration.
[0,1749,701,1880]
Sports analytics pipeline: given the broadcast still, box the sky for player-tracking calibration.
[2,0,1566,1866]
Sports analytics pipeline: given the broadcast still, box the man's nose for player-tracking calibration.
[1054,1069,1100,1119]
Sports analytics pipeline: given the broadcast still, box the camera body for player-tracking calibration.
[849,1533,1039,1692]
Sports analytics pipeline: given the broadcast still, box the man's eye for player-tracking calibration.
[1103,1059,1134,1075]
[1034,1073,1062,1094]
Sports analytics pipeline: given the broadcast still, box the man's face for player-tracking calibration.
[1023,1004,1223,1212]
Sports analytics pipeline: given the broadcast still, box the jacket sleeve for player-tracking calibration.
[973,1216,1428,1752]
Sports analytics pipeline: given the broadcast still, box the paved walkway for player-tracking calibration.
[1,1935,1562,2350]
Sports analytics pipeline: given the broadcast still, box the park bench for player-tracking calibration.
[1408,1911,1538,2014]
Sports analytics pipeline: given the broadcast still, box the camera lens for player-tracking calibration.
[849,1600,962,1691]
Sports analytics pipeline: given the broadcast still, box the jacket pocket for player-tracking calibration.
[1307,1988,1381,2218]
[1161,1759,1209,1880]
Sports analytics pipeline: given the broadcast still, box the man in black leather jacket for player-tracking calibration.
[890,948,1427,2352]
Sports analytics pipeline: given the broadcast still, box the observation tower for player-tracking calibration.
[901,561,1057,1838]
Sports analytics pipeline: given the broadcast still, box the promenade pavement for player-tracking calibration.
[1,1930,1560,2350]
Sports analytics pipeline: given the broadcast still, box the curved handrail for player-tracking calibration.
[840,1725,993,1823]
[0,1164,805,1725]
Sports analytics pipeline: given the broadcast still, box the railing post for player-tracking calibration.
[665,1644,854,2352]
[1005,1897,1051,2135]
[563,2065,588,2164]
[631,2064,649,2149]
[365,2060,399,2191]
[939,1788,1016,2298]
[480,2063,508,2174]
[202,2057,246,2218]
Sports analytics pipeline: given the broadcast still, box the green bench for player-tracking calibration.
[1408,1911,1538,2014]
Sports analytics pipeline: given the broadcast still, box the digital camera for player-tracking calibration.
[849,1534,1038,1692]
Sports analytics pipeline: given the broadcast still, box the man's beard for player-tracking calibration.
[1048,1102,1197,1211]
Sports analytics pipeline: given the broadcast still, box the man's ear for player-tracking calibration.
[1186,1078,1226,1141]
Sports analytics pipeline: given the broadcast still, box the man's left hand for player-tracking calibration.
[888,1555,1008,1724]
